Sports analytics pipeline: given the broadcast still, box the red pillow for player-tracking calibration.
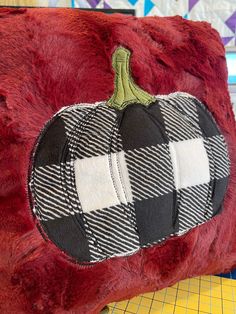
[0,8,235,314]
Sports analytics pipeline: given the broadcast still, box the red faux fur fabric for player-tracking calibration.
[0,7,235,314]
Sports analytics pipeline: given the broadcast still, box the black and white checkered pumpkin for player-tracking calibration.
[28,48,230,263]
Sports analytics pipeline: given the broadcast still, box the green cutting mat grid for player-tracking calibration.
[109,275,236,314]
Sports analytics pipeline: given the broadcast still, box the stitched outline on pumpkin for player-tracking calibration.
[171,92,230,226]
[158,97,210,231]
[60,108,95,217]
[80,107,140,258]
[107,120,140,255]
[28,110,97,263]
[140,102,178,229]
[62,105,107,259]
[64,103,139,260]
[194,96,231,212]
[33,104,107,261]
[107,117,139,233]
[181,99,213,224]
[191,97,228,219]
[30,114,75,222]
[64,104,140,259]
[115,151,138,231]
[112,109,140,231]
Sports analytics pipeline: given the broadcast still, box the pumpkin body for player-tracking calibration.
[29,92,230,263]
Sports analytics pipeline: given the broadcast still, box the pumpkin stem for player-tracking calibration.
[107,47,155,110]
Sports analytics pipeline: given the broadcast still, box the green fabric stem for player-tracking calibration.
[107,47,155,110]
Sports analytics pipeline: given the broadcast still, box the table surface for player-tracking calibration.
[108,274,236,314]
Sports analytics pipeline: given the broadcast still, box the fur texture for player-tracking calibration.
[0,7,235,314]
